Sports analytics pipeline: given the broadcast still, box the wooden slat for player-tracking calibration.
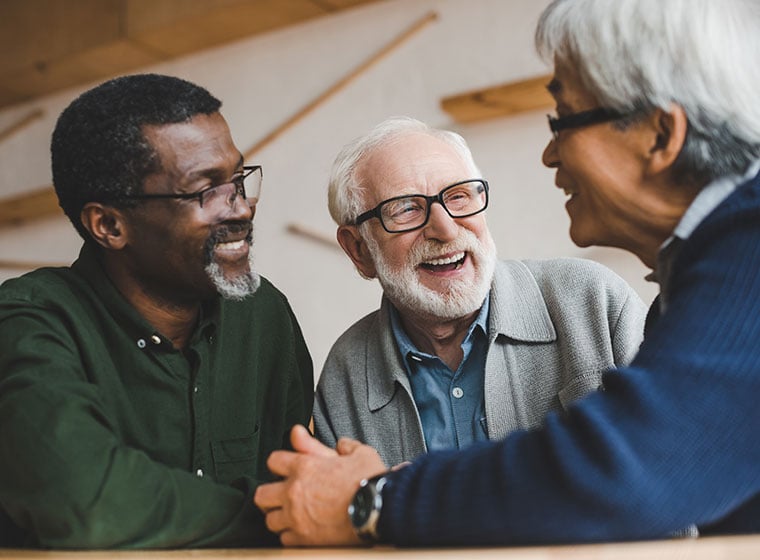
[0,186,61,228]
[441,75,554,123]
[0,109,44,145]
[245,10,439,159]
[286,223,339,250]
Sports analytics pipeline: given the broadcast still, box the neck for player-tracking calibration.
[102,256,201,349]
[624,180,703,269]
[397,307,480,371]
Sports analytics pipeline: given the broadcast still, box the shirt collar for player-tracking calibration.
[388,297,489,366]
[650,159,760,302]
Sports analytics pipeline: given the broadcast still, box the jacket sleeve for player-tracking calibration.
[0,304,273,549]
[377,213,760,545]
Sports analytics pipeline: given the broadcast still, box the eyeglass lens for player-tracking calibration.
[381,180,487,232]
[200,167,262,214]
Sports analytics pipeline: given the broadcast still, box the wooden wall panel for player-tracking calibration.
[128,0,326,57]
[0,0,383,109]
[441,75,553,123]
[0,187,61,228]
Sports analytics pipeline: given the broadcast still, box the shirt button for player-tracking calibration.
[196,469,204,478]
[136,339,146,349]
[452,387,464,399]
[151,334,161,345]
[193,386,199,394]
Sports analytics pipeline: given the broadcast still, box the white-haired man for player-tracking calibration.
[313,116,646,467]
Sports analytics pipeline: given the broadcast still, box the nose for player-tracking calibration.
[423,201,459,242]
[542,136,559,169]
[226,189,254,222]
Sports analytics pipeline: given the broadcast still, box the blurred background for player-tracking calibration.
[0,0,657,374]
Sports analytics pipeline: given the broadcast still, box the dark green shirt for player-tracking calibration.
[0,244,313,548]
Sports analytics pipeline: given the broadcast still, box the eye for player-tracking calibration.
[443,186,475,209]
[383,197,425,223]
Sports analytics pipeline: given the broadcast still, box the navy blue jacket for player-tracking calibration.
[378,169,760,545]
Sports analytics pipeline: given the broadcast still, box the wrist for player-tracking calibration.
[348,471,391,543]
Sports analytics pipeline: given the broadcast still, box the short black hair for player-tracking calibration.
[51,73,222,239]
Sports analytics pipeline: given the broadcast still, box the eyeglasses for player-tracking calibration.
[120,165,262,217]
[547,108,630,141]
[354,179,489,233]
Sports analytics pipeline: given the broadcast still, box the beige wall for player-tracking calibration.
[0,0,658,375]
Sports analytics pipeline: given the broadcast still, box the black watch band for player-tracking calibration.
[348,472,390,542]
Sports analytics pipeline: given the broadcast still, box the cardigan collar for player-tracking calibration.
[366,260,556,411]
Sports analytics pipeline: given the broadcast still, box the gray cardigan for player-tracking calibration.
[314,258,647,466]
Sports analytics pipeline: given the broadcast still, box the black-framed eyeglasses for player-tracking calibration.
[354,179,489,233]
[547,108,630,141]
[120,165,262,216]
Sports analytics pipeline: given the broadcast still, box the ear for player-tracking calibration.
[336,225,377,279]
[80,203,129,250]
[646,104,688,176]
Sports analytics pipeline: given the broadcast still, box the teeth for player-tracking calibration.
[424,252,465,266]
[563,187,576,196]
[217,240,245,250]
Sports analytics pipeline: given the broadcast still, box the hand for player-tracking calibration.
[254,425,387,546]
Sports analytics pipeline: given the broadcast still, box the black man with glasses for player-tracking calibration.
[302,117,647,481]
[0,74,313,548]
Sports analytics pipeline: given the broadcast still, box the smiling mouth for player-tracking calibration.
[419,251,466,272]
[216,239,247,252]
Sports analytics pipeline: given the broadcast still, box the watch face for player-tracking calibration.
[349,483,373,527]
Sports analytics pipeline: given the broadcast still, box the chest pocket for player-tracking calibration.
[211,426,260,484]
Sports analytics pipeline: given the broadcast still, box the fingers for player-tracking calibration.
[253,480,285,512]
[262,506,288,534]
[265,449,301,477]
[290,424,336,457]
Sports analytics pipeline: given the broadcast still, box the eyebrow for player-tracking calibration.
[186,154,246,182]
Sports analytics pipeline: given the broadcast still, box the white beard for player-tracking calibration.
[364,227,497,321]
[205,247,261,301]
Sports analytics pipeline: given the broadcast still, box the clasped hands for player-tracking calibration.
[254,424,387,546]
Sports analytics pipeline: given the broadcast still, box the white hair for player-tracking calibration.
[536,0,760,183]
[327,117,481,226]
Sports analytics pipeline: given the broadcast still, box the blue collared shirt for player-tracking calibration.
[389,299,490,452]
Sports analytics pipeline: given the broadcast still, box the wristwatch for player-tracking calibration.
[348,472,390,542]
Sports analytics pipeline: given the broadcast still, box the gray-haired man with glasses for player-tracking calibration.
[0,74,312,548]
[312,116,646,471]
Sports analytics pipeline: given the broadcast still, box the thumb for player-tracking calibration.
[290,424,336,457]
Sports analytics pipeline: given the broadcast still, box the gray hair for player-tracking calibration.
[536,0,760,185]
[327,117,481,226]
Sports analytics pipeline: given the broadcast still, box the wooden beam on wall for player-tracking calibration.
[0,109,44,145]
[0,186,60,228]
[441,74,553,124]
[244,10,438,159]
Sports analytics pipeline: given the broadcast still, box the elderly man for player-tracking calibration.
[314,117,646,467]
[255,0,760,547]
[0,74,312,548]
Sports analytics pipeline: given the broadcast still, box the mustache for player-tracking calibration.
[203,221,253,265]
[410,236,477,264]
